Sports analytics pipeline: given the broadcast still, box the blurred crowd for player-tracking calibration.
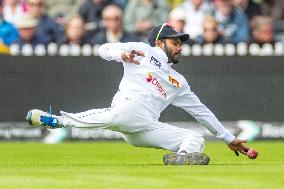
[0,0,284,53]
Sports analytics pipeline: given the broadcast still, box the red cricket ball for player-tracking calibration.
[247,149,258,159]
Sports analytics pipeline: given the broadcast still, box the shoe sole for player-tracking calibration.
[26,109,44,126]
[163,152,210,165]
[26,110,33,125]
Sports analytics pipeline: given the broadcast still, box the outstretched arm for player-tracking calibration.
[171,85,258,158]
[172,88,235,144]
[98,42,146,63]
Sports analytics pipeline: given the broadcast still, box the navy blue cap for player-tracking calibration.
[148,24,189,47]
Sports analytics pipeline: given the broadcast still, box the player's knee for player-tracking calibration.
[178,134,205,154]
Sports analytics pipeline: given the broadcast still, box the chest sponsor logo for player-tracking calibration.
[149,56,161,68]
[169,76,180,88]
[146,73,166,98]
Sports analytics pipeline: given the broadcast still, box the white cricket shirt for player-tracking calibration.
[98,42,235,144]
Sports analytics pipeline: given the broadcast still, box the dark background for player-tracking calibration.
[0,56,283,122]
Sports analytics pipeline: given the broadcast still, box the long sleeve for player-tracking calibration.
[97,42,147,63]
[171,83,235,144]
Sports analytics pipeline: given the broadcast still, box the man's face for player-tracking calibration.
[192,0,203,8]
[203,20,219,43]
[254,23,273,43]
[168,19,185,33]
[215,0,233,16]
[19,27,36,42]
[66,17,85,43]
[102,7,122,32]
[6,0,20,6]
[28,0,44,18]
[161,38,182,64]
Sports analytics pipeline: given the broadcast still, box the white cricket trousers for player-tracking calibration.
[60,97,204,154]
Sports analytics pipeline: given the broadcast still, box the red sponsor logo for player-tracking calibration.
[146,73,167,98]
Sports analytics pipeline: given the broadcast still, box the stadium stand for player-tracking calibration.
[0,0,283,56]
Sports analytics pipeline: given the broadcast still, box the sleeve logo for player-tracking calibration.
[168,76,180,88]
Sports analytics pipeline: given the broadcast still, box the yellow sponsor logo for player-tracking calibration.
[169,76,180,88]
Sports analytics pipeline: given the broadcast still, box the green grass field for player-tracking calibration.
[0,141,283,189]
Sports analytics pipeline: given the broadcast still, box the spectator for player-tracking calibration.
[196,15,225,44]
[0,41,9,54]
[90,5,139,44]
[178,0,213,39]
[113,0,128,9]
[232,0,261,20]
[168,7,196,45]
[3,0,27,25]
[0,0,19,46]
[13,13,44,48]
[167,0,184,9]
[58,15,89,45]
[27,0,62,45]
[45,0,82,25]
[250,16,275,45]
[260,0,284,22]
[168,7,186,33]
[124,0,169,42]
[212,0,249,43]
[79,0,114,33]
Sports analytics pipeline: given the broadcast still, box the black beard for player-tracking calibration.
[163,42,180,64]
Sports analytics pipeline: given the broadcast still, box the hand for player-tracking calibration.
[228,138,250,156]
[121,50,145,65]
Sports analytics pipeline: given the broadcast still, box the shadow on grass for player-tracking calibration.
[62,163,264,167]
[209,162,279,166]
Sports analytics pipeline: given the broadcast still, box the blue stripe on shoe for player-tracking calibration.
[40,115,58,128]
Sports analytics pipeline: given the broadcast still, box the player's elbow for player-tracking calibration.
[97,44,107,57]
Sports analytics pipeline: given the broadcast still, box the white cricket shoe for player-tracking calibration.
[26,109,59,128]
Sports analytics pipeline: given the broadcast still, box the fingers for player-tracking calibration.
[243,147,249,153]
[234,149,246,156]
[129,50,144,65]
[232,139,249,149]
[232,142,250,157]
[234,151,239,156]
[230,139,257,159]
[122,50,145,65]
[240,142,249,152]
[131,60,140,65]
[238,144,249,155]
[131,50,145,57]
[238,150,247,155]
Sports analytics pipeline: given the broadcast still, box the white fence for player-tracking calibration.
[8,42,284,56]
